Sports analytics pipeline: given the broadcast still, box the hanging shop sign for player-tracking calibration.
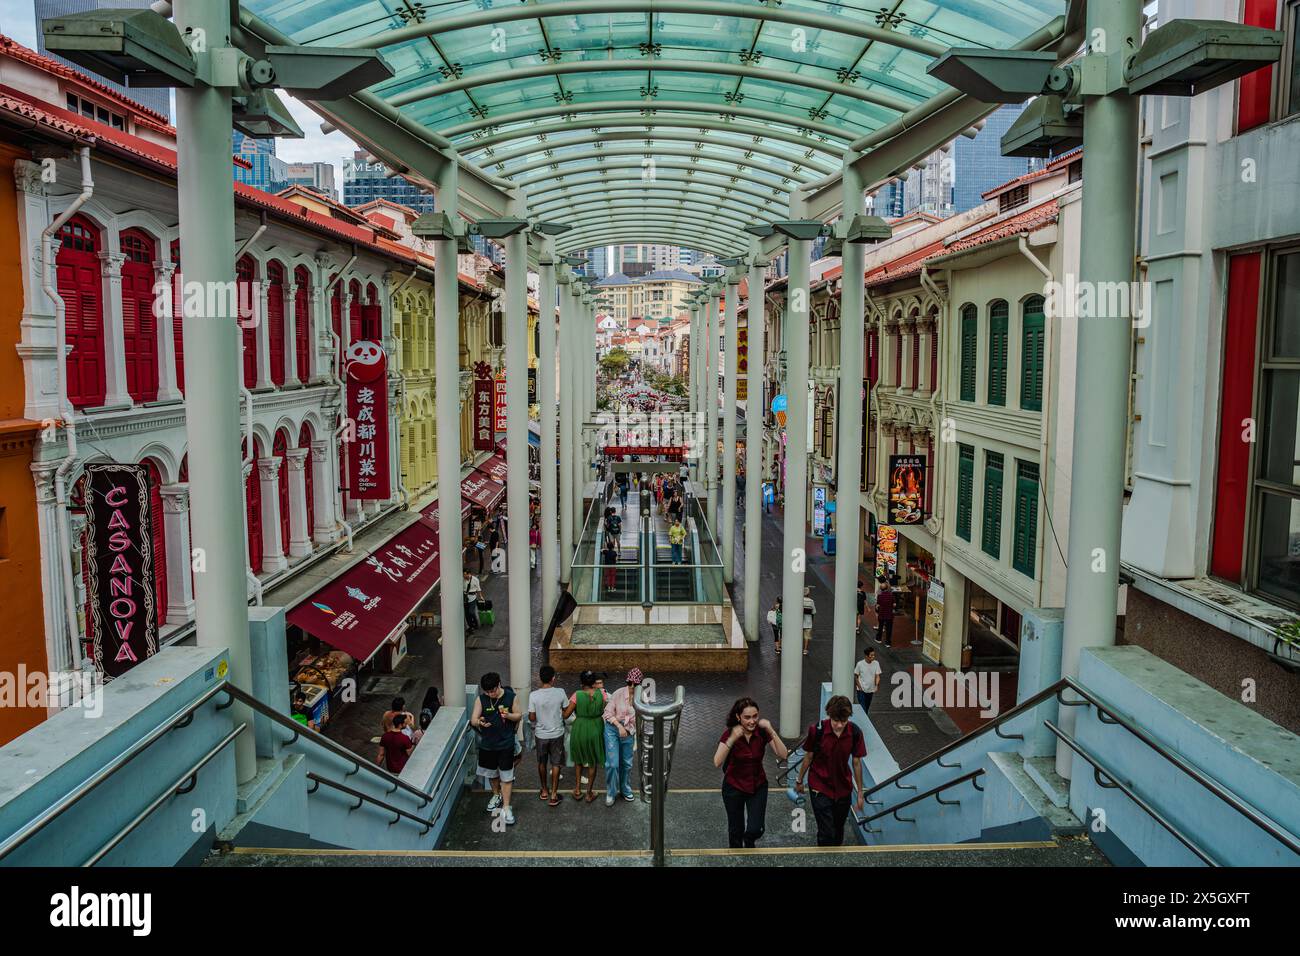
[923,578,945,663]
[860,379,871,492]
[813,485,827,535]
[345,341,391,500]
[528,366,538,405]
[493,372,508,433]
[772,393,787,428]
[875,523,898,582]
[473,362,494,451]
[84,463,159,678]
[888,454,926,525]
[736,325,748,402]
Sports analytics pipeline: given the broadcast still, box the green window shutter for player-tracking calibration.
[1021,297,1045,411]
[981,451,1003,558]
[1013,461,1040,577]
[987,300,1008,407]
[956,445,974,541]
[959,305,977,402]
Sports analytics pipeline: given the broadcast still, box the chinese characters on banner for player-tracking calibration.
[888,454,926,525]
[528,366,537,405]
[736,325,748,401]
[345,340,391,500]
[473,362,494,451]
[493,373,508,433]
[84,463,159,678]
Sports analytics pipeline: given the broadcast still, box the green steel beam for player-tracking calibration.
[532,201,761,230]
[530,193,770,220]
[558,230,746,257]
[473,129,840,174]
[462,117,846,161]
[558,212,751,236]
[522,167,786,207]
[490,143,826,182]
[442,101,853,144]
[559,219,746,244]
[386,58,918,116]
[346,1,947,58]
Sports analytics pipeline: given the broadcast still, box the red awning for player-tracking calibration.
[461,471,505,511]
[419,497,469,532]
[477,453,508,483]
[287,520,441,664]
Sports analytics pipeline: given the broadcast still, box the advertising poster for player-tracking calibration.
[923,578,945,663]
[813,486,827,535]
[888,454,926,525]
[84,463,158,679]
[345,340,391,500]
[875,523,898,582]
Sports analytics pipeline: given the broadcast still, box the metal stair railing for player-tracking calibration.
[634,684,685,867]
[854,676,1300,864]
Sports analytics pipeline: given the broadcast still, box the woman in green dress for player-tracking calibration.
[563,670,608,802]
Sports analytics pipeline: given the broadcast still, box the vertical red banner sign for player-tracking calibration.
[345,340,390,500]
[736,325,748,401]
[474,361,494,450]
[84,463,159,678]
[493,372,508,433]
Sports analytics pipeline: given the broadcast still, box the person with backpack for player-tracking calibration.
[794,695,867,847]
[768,597,783,654]
[471,672,521,825]
[714,697,788,848]
[462,569,482,633]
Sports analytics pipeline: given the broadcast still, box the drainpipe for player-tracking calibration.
[237,220,268,605]
[1017,235,1055,607]
[42,146,93,673]
[864,287,883,518]
[390,265,417,511]
[919,266,947,545]
[324,250,358,550]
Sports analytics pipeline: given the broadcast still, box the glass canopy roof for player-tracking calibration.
[244,0,1065,253]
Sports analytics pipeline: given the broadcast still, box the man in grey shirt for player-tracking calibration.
[529,665,568,806]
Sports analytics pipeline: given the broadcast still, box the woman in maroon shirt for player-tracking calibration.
[713,697,789,848]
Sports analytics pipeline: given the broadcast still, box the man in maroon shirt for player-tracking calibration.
[377,713,415,774]
[875,584,895,646]
[795,696,867,846]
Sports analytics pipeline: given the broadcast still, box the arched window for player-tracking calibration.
[330,277,343,367]
[348,278,364,345]
[170,240,184,393]
[361,281,381,340]
[58,214,106,408]
[273,429,290,552]
[988,299,1009,407]
[294,266,311,382]
[298,422,315,541]
[143,458,168,618]
[1021,295,1046,411]
[959,303,977,402]
[237,256,257,388]
[245,436,263,573]
[266,261,286,386]
[119,229,159,403]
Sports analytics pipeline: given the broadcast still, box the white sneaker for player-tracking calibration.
[503,807,515,825]
[605,792,616,806]
[487,793,502,812]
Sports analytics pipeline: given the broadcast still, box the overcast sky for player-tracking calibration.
[1,1,360,188]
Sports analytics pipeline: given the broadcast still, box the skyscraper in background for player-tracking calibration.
[34,0,172,120]
[951,104,1034,213]
[342,150,435,212]
[233,131,288,193]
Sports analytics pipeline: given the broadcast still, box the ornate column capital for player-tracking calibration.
[257,456,282,481]
[13,158,46,196]
[160,482,190,512]
[31,460,59,504]
[97,250,126,275]
[285,446,309,471]
[310,439,330,463]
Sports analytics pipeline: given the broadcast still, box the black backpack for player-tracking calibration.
[808,718,862,755]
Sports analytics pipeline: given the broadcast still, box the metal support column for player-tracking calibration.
[721,271,740,583]
[743,251,768,642]
[504,223,530,715]
[174,0,255,782]
[558,269,574,584]
[706,286,720,536]
[537,242,559,620]
[688,302,700,485]
[780,220,813,737]
[1058,0,1142,779]
[433,159,465,709]
[832,164,867,698]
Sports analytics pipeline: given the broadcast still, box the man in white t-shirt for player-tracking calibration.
[854,647,882,716]
[529,664,568,806]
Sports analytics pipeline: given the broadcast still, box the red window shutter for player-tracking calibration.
[171,242,184,393]
[274,431,290,551]
[238,256,257,388]
[866,327,878,384]
[1209,252,1262,581]
[331,283,343,367]
[294,266,311,381]
[267,263,286,386]
[1237,0,1278,133]
[893,330,901,385]
[246,439,263,574]
[929,327,938,391]
[58,216,106,408]
[348,280,363,344]
[145,460,168,618]
[120,230,159,403]
[300,423,315,540]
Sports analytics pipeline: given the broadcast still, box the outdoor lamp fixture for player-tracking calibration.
[770,220,828,242]
[233,88,304,139]
[561,254,587,267]
[260,45,394,100]
[718,256,746,267]
[743,223,775,238]
[531,221,573,236]
[1123,19,1284,95]
[1001,95,1084,157]
[411,211,458,239]
[42,8,197,87]
[925,48,1059,103]
[470,218,531,239]
[823,214,892,255]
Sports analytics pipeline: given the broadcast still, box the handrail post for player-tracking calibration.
[636,684,684,868]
